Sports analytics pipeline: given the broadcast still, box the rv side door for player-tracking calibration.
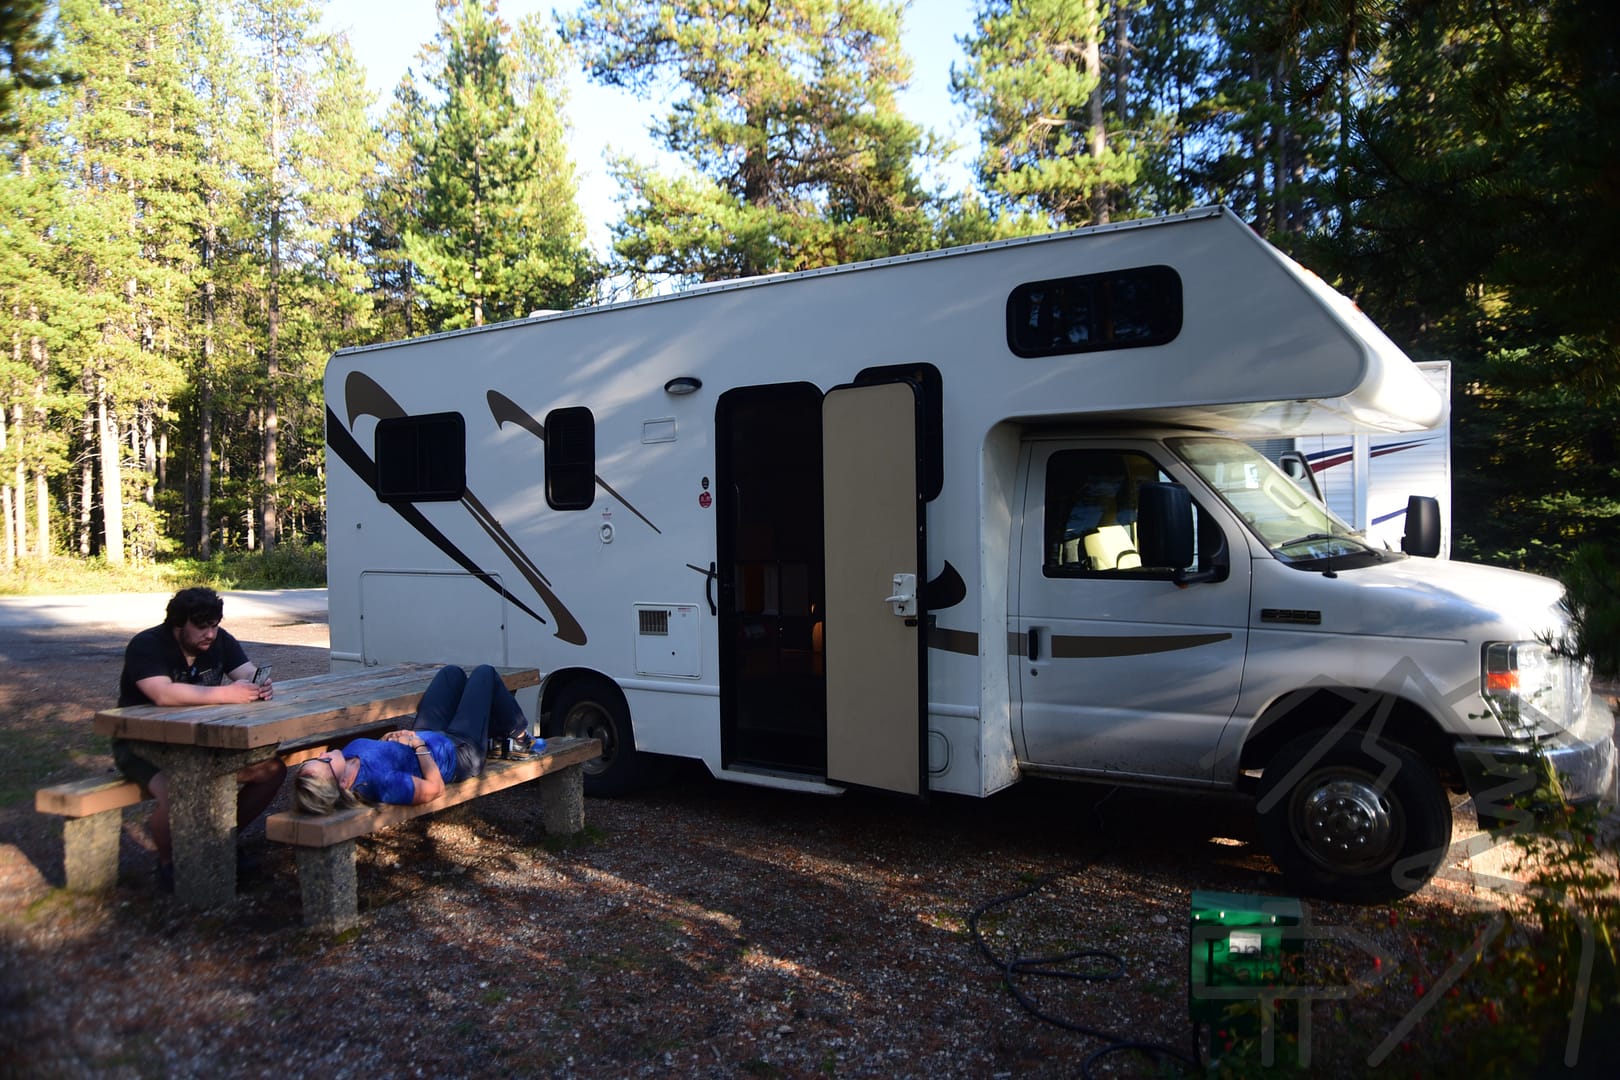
[822,380,927,795]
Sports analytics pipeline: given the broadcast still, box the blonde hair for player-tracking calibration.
[292,760,364,815]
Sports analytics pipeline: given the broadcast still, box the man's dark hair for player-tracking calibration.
[165,587,224,629]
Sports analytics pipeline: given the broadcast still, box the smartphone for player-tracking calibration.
[252,665,273,686]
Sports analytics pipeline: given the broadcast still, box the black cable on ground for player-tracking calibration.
[965,791,1203,1078]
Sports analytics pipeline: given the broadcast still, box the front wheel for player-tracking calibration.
[545,680,664,796]
[1256,731,1451,903]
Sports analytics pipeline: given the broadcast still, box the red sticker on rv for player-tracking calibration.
[698,492,712,509]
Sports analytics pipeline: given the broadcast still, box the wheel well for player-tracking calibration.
[539,668,628,733]
[1239,687,1461,788]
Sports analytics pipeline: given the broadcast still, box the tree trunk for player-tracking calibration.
[1085,35,1108,225]
[12,404,26,555]
[79,403,93,557]
[32,335,47,559]
[98,386,125,565]
[0,410,12,570]
[34,465,48,560]
[200,205,217,558]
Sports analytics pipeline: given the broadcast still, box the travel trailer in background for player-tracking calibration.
[324,207,1614,902]
[1259,360,1452,557]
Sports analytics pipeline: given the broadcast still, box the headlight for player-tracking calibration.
[1481,641,1588,739]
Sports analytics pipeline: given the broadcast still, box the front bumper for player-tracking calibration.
[1454,699,1619,823]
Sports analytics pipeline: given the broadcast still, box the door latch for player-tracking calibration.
[885,573,917,617]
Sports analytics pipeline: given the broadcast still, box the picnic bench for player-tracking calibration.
[266,735,601,934]
[46,664,540,909]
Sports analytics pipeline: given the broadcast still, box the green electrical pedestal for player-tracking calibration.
[1189,890,1308,1068]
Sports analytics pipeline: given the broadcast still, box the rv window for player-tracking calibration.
[1043,449,1217,578]
[374,412,465,502]
[1007,265,1182,358]
[546,406,595,510]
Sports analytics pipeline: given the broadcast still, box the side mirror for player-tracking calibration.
[1401,495,1442,558]
[1137,482,1195,569]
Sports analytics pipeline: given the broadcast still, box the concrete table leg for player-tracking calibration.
[540,765,585,835]
[139,744,279,909]
[62,812,122,892]
[295,842,359,935]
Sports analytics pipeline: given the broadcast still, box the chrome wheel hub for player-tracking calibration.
[1299,778,1394,869]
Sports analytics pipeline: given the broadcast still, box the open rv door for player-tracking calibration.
[822,379,927,795]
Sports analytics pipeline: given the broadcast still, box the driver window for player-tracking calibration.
[1043,450,1213,577]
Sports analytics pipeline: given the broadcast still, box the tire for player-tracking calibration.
[545,680,664,796]
[1255,731,1451,903]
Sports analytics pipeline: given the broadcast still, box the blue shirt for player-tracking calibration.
[346,732,458,805]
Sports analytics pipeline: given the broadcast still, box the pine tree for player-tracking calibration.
[0,58,71,563]
[235,0,324,553]
[1319,0,1620,577]
[952,0,1146,226]
[566,0,942,280]
[0,0,57,127]
[404,0,596,330]
[55,0,202,564]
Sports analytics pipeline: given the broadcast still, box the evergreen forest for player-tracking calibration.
[0,1,1615,637]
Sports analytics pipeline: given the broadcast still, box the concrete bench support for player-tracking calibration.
[34,777,149,893]
[267,736,600,934]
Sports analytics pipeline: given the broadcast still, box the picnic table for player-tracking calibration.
[92,663,540,909]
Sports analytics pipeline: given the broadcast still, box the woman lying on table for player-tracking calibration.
[291,664,535,814]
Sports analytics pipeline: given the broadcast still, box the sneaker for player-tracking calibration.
[156,862,174,894]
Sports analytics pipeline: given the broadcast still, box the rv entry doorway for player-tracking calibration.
[716,379,928,794]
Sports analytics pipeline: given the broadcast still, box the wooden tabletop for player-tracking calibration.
[93,664,541,751]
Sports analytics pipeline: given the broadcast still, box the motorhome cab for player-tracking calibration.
[325,207,1615,901]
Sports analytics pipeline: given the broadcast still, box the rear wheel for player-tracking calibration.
[1256,731,1451,903]
[546,680,664,796]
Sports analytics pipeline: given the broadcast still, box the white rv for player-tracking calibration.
[324,207,1614,901]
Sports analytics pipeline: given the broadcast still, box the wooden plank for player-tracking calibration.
[35,776,148,817]
[94,664,540,750]
[266,737,600,847]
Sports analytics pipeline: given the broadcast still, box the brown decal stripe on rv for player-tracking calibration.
[487,390,662,535]
[927,626,979,656]
[1050,633,1233,658]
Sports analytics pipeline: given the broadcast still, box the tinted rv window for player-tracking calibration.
[374,412,465,502]
[546,406,595,510]
[1007,265,1182,358]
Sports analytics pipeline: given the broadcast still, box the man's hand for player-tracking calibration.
[219,680,269,704]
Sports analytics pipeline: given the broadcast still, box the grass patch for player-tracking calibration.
[0,723,109,807]
[0,543,326,596]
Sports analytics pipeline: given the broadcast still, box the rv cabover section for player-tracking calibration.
[325,207,1613,902]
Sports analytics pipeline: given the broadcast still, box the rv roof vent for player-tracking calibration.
[638,609,670,636]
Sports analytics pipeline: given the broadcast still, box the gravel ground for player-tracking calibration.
[0,609,1613,1077]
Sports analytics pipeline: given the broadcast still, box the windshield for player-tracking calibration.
[1168,437,1381,564]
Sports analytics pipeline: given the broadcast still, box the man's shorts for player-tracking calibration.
[111,738,160,787]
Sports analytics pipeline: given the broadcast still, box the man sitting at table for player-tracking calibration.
[113,587,284,893]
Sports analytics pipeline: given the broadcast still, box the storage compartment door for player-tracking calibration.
[822,380,926,795]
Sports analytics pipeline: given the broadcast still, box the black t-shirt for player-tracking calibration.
[117,624,251,707]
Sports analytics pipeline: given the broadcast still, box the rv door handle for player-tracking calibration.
[1027,627,1041,662]
[885,573,918,617]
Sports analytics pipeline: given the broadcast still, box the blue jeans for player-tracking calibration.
[413,665,526,780]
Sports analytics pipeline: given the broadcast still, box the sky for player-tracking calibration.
[319,0,982,254]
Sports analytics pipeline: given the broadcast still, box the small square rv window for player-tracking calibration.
[546,406,595,510]
[374,412,465,502]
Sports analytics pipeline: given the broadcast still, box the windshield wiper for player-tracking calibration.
[1278,532,1346,549]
